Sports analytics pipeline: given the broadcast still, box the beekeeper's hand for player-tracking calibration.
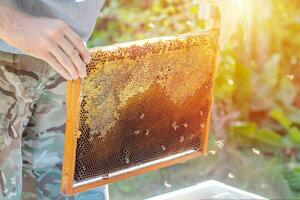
[0,2,89,80]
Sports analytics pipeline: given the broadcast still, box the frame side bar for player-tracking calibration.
[61,80,81,195]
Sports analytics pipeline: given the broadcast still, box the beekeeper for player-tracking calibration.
[0,0,242,199]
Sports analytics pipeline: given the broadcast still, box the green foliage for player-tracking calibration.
[285,168,300,191]
[289,127,300,145]
[88,0,199,47]
[270,108,292,130]
[232,63,252,116]
[270,108,300,146]
[230,122,283,147]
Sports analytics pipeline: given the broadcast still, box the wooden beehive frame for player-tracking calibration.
[61,32,219,195]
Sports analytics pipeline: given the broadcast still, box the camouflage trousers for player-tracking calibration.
[0,52,108,200]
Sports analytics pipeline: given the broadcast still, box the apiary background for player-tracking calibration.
[87,0,300,200]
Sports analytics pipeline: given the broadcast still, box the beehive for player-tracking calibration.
[61,32,219,195]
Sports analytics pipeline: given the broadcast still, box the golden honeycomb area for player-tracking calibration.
[74,32,218,182]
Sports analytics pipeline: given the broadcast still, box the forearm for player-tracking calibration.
[0,2,31,43]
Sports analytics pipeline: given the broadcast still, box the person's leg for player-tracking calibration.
[0,52,45,200]
[21,62,108,200]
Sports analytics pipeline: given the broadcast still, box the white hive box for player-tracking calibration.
[146,180,268,200]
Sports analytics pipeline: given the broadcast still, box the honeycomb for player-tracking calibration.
[73,32,218,182]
